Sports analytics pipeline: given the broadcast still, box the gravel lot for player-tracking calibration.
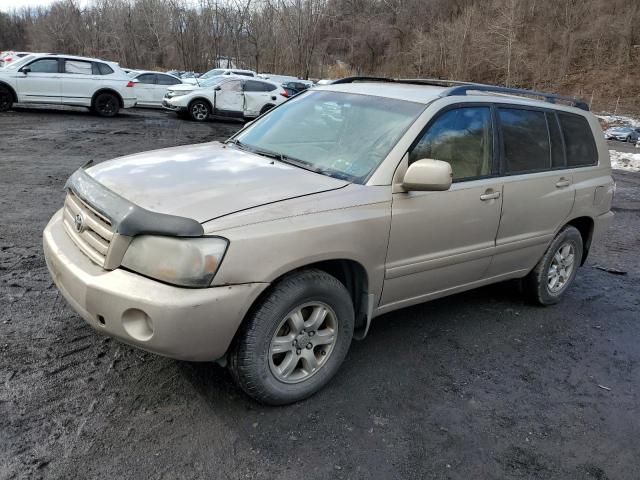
[1,107,639,480]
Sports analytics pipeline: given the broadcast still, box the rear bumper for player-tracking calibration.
[43,209,267,361]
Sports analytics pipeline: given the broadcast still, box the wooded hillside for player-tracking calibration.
[1,0,639,113]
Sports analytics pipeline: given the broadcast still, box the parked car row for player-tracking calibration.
[0,52,319,121]
[603,126,640,143]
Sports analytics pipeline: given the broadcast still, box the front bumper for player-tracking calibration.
[162,99,187,113]
[43,210,267,361]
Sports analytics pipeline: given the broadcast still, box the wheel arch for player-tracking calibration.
[0,81,18,102]
[188,96,214,112]
[91,88,124,108]
[564,216,595,265]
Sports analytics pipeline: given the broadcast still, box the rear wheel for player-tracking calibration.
[0,86,13,112]
[93,92,120,117]
[523,225,583,305]
[189,100,210,121]
[229,269,354,405]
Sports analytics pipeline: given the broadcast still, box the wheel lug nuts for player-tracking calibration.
[296,349,301,355]
[306,343,313,349]
[321,350,326,356]
[309,331,314,336]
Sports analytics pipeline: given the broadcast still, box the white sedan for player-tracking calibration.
[162,76,289,121]
[129,71,184,108]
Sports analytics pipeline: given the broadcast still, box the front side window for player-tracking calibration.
[27,59,58,73]
[498,108,550,174]
[64,60,93,75]
[410,107,492,180]
[220,80,242,92]
[558,113,597,167]
[235,90,424,183]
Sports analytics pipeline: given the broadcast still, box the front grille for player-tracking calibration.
[62,190,114,267]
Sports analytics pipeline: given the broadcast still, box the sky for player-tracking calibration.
[0,0,88,12]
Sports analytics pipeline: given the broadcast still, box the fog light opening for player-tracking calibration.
[121,308,154,342]
[97,315,106,326]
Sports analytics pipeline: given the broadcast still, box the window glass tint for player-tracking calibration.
[547,112,565,168]
[98,63,114,75]
[410,107,492,180]
[27,59,58,73]
[558,113,597,167]
[157,74,180,85]
[244,80,266,92]
[64,60,92,74]
[499,108,549,173]
[137,73,156,84]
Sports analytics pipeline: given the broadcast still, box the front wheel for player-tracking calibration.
[93,92,120,117]
[523,225,583,305]
[189,100,210,121]
[0,86,14,112]
[229,269,354,405]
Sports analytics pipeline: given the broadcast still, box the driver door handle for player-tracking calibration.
[480,190,501,201]
[556,178,571,188]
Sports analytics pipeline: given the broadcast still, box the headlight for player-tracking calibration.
[166,90,191,98]
[121,236,228,287]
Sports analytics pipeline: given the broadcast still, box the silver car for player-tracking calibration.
[43,79,614,404]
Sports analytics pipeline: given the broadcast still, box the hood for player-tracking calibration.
[167,83,198,92]
[86,142,349,223]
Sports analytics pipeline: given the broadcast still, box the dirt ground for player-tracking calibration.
[1,107,639,480]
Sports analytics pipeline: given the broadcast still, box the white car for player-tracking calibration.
[163,76,288,121]
[129,71,183,108]
[0,54,136,116]
[182,68,257,85]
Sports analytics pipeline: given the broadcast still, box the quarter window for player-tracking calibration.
[558,113,598,167]
[498,108,550,173]
[410,107,493,180]
[26,59,58,73]
[96,63,114,75]
[157,74,181,85]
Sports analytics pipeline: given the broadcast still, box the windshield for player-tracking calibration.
[234,91,424,183]
[201,69,225,80]
[196,76,228,87]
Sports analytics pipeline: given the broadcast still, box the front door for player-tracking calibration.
[382,105,502,309]
[214,79,244,117]
[16,58,61,104]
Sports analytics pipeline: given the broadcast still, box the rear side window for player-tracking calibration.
[410,106,493,180]
[65,60,93,75]
[558,113,597,167]
[498,108,550,174]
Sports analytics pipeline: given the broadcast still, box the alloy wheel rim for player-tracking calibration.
[98,97,115,114]
[192,103,208,120]
[0,92,10,109]
[268,302,338,384]
[547,242,575,293]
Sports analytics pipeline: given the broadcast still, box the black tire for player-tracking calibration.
[229,269,354,405]
[92,92,120,117]
[523,225,583,305]
[188,99,211,121]
[259,103,275,115]
[0,86,13,112]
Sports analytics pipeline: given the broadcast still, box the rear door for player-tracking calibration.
[154,74,182,106]
[243,80,277,117]
[133,73,157,106]
[214,79,244,116]
[60,58,100,106]
[486,107,575,277]
[382,105,503,308]
[16,57,61,103]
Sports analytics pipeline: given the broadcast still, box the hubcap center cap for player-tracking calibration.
[295,332,313,350]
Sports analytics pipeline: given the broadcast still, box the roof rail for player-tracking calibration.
[331,76,394,84]
[331,76,475,88]
[444,84,589,111]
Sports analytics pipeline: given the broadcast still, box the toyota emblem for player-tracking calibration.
[74,213,85,233]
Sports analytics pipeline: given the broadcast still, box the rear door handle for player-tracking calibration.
[480,191,501,201]
[556,178,571,188]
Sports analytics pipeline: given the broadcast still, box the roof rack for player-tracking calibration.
[331,76,589,111]
[444,84,589,111]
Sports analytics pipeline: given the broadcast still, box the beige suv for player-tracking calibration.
[43,78,614,404]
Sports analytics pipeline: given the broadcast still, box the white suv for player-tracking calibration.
[0,54,136,117]
[163,76,288,121]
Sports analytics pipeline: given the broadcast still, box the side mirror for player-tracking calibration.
[20,67,30,74]
[214,85,221,91]
[402,159,452,191]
